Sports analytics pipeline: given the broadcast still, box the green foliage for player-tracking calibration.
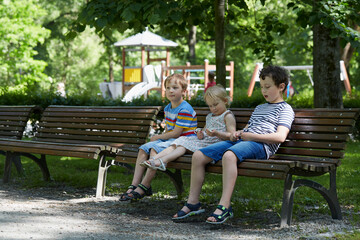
[288,0,360,49]
[0,0,50,90]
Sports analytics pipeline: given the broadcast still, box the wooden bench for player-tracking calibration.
[0,105,41,182]
[0,105,161,197]
[114,107,359,227]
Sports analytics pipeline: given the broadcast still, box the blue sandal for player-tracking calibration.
[206,205,233,224]
[119,185,137,201]
[172,202,205,221]
[127,183,152,201]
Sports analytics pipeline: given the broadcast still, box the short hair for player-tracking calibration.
[259,65,289,92]
[164,73,187,90]
[204,84,230,107]
[208,71,215,82]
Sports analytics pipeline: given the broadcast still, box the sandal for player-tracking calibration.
[127,183,153,201]
[139,156,155,167]
[119,185,137,201]
[172,202,205,221]
[143,158,167,171]
[206,205,233,225]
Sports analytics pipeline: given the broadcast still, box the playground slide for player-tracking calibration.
[122,65,161,102]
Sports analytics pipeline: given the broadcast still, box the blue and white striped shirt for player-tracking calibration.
[244,101,294,158]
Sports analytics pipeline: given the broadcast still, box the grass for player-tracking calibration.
[1,141,360,235]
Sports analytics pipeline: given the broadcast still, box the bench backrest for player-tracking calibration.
[194,107,360,161]
[0,105,38,140]
[33,105,161,148]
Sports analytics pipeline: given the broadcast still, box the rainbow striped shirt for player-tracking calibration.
[164,101,197,137]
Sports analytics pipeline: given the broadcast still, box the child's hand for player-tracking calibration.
[230,131,242,141]
[239,131,251,141]
[150,135,159,142]
[206,129,217,137]
[197,131,204,140]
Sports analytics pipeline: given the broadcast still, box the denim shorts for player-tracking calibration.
[139,138,176,155]
[199,140,267,164]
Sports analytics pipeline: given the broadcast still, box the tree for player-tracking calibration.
[0,0,50,92]
[215,0,226,87]
[289,0,360,108]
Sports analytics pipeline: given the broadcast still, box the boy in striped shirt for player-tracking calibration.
[173,65,295,224]
[120,73,197,201]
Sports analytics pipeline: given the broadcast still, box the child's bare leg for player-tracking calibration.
[150,146,187,166]
[122,149,148,193]
[173,150,212,217]
[130,149,157,196]
[119,149,151,200]
[149,145,176,160]
[207,150,238,222]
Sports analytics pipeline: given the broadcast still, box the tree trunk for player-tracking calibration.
[188,25,196,64]
[215,0,226,88]
[313,23,343,108]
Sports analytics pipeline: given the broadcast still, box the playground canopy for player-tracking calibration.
[114,28,178,96]
[114,27,178,47]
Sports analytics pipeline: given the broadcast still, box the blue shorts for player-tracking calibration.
[199,140,267,164]
[139,138,176,155]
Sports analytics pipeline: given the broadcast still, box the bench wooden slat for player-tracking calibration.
[293,118,355,126]
[45,105,160,112]
[40,117,153,126]
[39,122,152,130]
[42,112,157,119]
[290,125,352,133]
[276,148,344,158]
[270,155,341,165]
[0,145,99,159]
[295,161,335,172]
[287,133,348,141]
[280,141,345,150]
[37,128,148,138]
[0,131,23,137]
[0,139,101,150]
[35,133,148,144]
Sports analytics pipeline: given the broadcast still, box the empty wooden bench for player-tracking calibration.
[0,105,41,182]
[0,105,161,196]
[115,107,359,227]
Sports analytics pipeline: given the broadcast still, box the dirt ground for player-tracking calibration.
[0,183,359,240]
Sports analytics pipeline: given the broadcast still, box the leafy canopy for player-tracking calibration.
[0,0,50,92]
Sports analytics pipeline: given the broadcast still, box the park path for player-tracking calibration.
[0,184,358,240]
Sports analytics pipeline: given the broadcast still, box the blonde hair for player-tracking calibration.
[204,84,230,107]
[164,73,188,90]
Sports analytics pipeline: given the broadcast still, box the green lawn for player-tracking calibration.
[1,141,359,236]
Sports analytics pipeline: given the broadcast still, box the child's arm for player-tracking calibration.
[205,112,236,140]
[240,125,290,144]
[150,126,184,142]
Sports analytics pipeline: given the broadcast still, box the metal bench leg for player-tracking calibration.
[280,169,342,228]
[96,155,114,198]
[3,152,25,183]
[322,169,342,220]
[280,173,295,228]
[21,153,51,181]
[163,169,184,198]
[3,152,14,183]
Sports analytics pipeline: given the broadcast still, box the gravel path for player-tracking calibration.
[0,183,358,240]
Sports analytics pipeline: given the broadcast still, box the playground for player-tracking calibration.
[99,28,235,102]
